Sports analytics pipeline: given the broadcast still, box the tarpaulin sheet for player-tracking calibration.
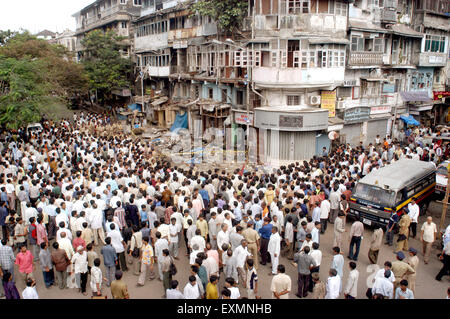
[400,115,420,126]
[128,104,142,112]
[170,112,188,132]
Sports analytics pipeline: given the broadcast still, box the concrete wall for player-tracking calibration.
[253,67,345,86]
[148,66,170,77]
[135,32,169,51]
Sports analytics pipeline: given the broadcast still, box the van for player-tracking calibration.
[26,123,43,135]
[348,159,436,227]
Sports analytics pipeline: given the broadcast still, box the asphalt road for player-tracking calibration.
[8,200,449,299]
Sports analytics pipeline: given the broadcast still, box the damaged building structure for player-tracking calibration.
[73,0,450,163]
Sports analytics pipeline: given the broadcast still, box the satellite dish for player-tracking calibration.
[328,131,339,140]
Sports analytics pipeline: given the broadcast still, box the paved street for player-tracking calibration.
[12,201,448,300]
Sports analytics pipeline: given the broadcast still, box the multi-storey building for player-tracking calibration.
[72,0,142,61]
[72,0,450,162]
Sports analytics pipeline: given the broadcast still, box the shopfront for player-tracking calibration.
[254,107,328,164]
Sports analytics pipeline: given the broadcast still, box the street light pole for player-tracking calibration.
[140,55,145,114]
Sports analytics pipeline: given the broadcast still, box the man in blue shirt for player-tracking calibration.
[258,217,273,265]
[199,185,210,208]
[386,212,400,246]
[0,201,9,240]
[101,237,118,287]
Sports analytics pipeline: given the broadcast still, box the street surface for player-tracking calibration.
[12,201,449,299]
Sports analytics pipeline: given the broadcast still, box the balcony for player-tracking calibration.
[418,52,447,67]
[84,5,120,28]
[348,52,383,67]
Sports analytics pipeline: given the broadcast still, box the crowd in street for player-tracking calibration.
[0,111,449,299]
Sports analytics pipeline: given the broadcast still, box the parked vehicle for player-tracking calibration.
[349,159,436,227]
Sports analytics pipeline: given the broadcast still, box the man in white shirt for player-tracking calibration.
[320,196,330,234]
[191,229,206,252]
[311,222,321,244]
[22,279,39,299]
[372,269,394,299]
[420,216,437,264]
[233,239,252,286]
[407,198,420,238]
[108,223,127,271]
[57,231,74,260]
[154,231,169,281]
[268,226,281,275]
[88,204,106,246]
[169,218,181,259]
[325,268,341,299]
[343,261,359,299]
[217,223,230,265]
[183,276,200,299]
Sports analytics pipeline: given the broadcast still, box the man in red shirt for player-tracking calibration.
[72,231,87,251]
[15,245,35,285]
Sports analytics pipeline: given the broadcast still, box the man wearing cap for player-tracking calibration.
[395,210,411,253]
[242,221,260,269]
[406,248,419,293]
[420,216,437,264]
[391,251,415,290]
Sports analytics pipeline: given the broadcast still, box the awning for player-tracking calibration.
[151,96,169,107]
[308,38,350,45]
[399,91,432,102]
[360,77,387,82]
[349,20,387,33]
[409,104,433,112]
[389,24,424,38]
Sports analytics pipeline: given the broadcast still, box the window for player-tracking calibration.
[288,0,310,14]
[120,0,127,4]
[351,36,364,51]
[337,87,352,98]
[352,87,360,99]
[335,1,347,16]
[361,80,381,97]
[194,85,200,99]
[121,22,127,28]
[374,38,383,52]
[287,95,301,105]
[424,35,446,53]
[208,88,214,99]
[221,89,228,103]
[133,0,142,5]
[236,91,244,105]
[351,36,383,52]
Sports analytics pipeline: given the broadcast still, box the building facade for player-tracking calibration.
[72,0,142,61]
[72,0,450,163]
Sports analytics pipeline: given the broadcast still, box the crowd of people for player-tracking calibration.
[0,111,449,300]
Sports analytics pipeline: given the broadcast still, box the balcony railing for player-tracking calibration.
[348,52,383,66]
[82,5,121,29]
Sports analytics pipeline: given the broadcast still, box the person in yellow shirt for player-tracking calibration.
[264,185,275,206]
[206,275,219,299]
[196,214,208,241]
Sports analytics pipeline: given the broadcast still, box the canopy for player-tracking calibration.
[400,115,420,126]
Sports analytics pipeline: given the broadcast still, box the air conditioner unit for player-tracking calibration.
[309,95,321,105]
[336,101,345,109]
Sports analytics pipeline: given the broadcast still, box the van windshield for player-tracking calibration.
[353,183,395,207]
